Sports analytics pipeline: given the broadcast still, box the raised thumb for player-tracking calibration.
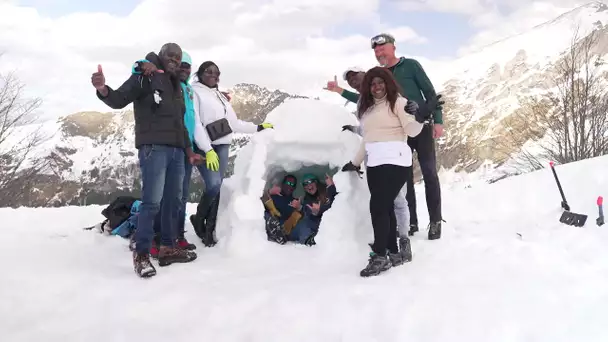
[97,64,103,73]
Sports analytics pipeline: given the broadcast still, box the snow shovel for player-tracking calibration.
[549,161,587,227]
[597,196,604,226]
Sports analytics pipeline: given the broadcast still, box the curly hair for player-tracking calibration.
[356,66,402,119]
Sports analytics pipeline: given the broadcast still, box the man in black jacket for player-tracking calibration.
[91,43,202,278]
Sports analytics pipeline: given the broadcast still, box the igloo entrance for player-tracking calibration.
[215,99,375,258]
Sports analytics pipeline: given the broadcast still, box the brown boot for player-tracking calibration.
[133,252,156,278]
[157,245,197,267]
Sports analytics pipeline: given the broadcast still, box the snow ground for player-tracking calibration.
[2,99,608,341]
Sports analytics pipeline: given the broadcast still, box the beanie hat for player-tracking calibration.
[182,51,192,66]
[302,173,318,184]
[343,66,365,80]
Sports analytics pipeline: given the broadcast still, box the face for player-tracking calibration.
[373,43,395,66]
[179,62,191,82]
[346,72,364,91]
[281,177,296,196]
[303,180,317,195]
[160,46,182,74]
[202,64,220,88]
[370,76,386,99]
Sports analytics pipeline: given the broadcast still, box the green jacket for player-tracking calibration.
[340,57,443,124]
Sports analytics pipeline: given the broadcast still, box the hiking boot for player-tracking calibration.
[177,238,197,250]
[157,246,197,267]
[133,252,156,278]
[398,236,413,262]
[428,221,442,240]
[360,252,391,277]
[304,233,316,246]
[266,216,287,245]
[388,252,405,266]
[408,224,419,236]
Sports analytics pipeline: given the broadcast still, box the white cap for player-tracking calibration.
[343,66,365,80]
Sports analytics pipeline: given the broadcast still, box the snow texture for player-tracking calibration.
[2,97,608,341]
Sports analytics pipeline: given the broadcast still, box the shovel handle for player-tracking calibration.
[598,196,603,206]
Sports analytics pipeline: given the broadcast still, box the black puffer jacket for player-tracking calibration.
[96,52,190,149]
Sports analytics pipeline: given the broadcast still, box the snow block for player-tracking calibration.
[216,98,373,258]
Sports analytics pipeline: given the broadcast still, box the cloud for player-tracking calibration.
[0,0,433,120]
[392,0,588,56]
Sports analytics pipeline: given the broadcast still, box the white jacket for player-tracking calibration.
[191,82,258,152]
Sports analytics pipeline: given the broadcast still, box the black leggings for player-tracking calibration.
[367,164,408,256]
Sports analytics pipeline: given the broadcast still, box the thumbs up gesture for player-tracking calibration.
[91,64,107,95]
[323,75,342,93]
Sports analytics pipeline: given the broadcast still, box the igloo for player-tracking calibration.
[215,98,375,259]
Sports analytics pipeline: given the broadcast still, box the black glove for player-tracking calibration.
[407,94,445,123]
[342,161,363,175]
[342,125,355,132]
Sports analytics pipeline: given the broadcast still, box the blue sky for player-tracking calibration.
[19,0,476,59]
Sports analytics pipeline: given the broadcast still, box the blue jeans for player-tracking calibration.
[197,144,230,198]
[134,144,185,254]
[288,216,318,244]
[153,156,192,241]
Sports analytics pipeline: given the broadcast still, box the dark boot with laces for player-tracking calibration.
[133,252,156,278]
[428,221,442,240]
[360,252,391,277]
[408,224,419,236]
[388,252,406,266]
[157,246,197,267]
[398,235,413,262]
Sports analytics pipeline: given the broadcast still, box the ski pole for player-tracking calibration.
[597,196,604,226]
[549,161,570,211]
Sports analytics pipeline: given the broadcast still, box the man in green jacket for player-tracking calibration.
[325,33,444,240]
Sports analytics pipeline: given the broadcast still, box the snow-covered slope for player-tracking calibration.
[434,1,608,174]
[2,100,608,340]
[5,84,301,207]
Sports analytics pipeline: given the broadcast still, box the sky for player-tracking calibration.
[0,0,589,120]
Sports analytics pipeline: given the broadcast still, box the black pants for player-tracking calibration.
[406,124,442,224]
[367,164,407,256]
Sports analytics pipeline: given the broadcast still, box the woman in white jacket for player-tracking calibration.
[190,61,273,246]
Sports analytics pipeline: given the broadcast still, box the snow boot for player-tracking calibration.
[133,252,156,278]
[388,252,406,266]
[201,194,220,247]
[304,233,316,246]
[360,252,391,277]
[408,223,418,236]
[428,221,442,240]
[265,216,287,245]
[192,193,214,239]
[398,236,413,263]
[157,246,197,267]
[177,238,196,250]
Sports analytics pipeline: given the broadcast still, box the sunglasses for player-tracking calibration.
[302,179,316,186]
[180,62,191,69]
[371,34,395,49]
[283,180,295,187]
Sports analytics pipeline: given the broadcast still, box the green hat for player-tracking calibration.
[302,173,318,185]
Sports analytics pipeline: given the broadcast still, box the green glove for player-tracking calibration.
[205,149,219,171]
[257,122,274,131]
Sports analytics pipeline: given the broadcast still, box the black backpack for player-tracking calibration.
[101,196,139,230]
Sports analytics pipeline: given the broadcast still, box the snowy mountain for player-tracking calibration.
[11,84,304,207]
[435,1,608,175]
[3,97,608,340]
[10,2,608,207]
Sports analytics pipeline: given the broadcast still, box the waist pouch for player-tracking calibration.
[206,118,233,141]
